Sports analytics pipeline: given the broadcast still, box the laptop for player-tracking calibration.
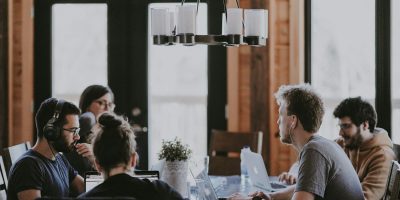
[242,151,287,192]
[84,170,160,192]
[190,168,228,200]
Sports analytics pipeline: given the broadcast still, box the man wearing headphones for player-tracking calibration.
[7,98,85,200]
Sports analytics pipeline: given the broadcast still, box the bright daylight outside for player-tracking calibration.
[52,4,108,105]
[311,0,375,140]
[147,3,208,168]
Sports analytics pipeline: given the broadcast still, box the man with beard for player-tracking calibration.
[245,84,363,200]
[333,97,396,200]
[7,98,86,200]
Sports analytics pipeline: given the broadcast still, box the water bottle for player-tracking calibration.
[240,146,250,190]
[240,146,250,178]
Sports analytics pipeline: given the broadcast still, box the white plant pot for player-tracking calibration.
[161,160,188,197]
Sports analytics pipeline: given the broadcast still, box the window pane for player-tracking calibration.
[311,0,375,140]
[148,3,208,167]
[392,0,400,142]
[52,4,108,105]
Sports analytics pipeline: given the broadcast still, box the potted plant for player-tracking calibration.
[158,137,192,196]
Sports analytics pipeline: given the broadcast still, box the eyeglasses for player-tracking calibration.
[95,100,115,110]
[338,123,353,130]
[63,127,80,137]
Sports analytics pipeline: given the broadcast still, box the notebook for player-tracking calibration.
[84,170,160,192]
[242,151,287,192]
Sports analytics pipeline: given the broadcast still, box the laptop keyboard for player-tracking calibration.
[270,181,287,189]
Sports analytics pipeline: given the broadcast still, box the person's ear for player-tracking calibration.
[130,152,138,168]
[363,121,369,131]
[94,159,102,172]
[291,116,297,128]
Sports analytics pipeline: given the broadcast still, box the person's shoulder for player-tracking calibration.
[368,144,396,162]
[150,180,184,199]
[12,150,45,169]
[305,135,335,149]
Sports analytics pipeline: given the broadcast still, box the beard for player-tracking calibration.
[280,127,293,144]
[343,127,363,150]
[52,137,76,153]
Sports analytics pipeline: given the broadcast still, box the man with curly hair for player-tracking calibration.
[334,97,396,200]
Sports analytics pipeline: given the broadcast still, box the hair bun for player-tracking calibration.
[98,113,122,128]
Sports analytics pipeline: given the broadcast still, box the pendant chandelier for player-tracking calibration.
[150,0,268,47]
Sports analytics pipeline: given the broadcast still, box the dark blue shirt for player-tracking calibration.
[7,149,78,200]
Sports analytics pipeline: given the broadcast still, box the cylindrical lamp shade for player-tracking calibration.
[169,11,175,35]
[244,9,268,38]
[226,8,243,35]
[176,5,197,35]
[221,13,227,35]
[151,8,172,35]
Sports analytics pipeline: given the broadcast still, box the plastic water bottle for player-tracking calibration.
[240,146,250,178]
[240,146,251,190]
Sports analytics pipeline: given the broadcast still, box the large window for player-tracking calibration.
[392,0,400,143]
[310,0,375,140]
[147,3,208,167]
[52,4,108,105]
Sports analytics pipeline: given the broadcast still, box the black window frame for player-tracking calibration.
[304,0,392,136]
[34,0,226,169]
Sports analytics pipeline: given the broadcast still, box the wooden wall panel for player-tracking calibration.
[8,0,34,147]
[227,0,303,175]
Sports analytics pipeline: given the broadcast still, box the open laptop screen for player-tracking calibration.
[133,170,159,181]
[84,170,160,192]
[84,171,103,192]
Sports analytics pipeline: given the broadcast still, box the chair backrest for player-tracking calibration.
[2,141,31,177]
[208,129,263,175]
[0,156,7,199]
[393,143,400,161]
[383,160,400,200]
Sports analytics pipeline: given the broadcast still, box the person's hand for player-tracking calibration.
[227,193,252,200]
[249,191,272,200]
[75,143,95,164]
[278,172,297,185]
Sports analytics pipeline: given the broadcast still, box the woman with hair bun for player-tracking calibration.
[78,112,183,200]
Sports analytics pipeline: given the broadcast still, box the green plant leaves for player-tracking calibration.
[158,137,192,162]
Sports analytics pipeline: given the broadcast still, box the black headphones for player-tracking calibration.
[43,99,65,141]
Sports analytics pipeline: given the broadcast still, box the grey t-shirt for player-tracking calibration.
[296,135,364,200]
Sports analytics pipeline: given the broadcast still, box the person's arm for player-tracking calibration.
[360,148,395,199]
[17,189,41,200]
[270,185,296,200]
[247,185,296,200]
[70,175,85,194]
[278,161,299,185]
[292,191,315,200]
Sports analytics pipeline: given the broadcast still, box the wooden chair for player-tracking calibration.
[0,156,7,199]
[208,130,263,176]
[393,143,400,161]
[2,141,31,177]
[383,160,400,200]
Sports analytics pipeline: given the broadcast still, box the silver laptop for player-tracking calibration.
[84,171,103,192]
[190,168,230,200]
[242,151,287,192]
